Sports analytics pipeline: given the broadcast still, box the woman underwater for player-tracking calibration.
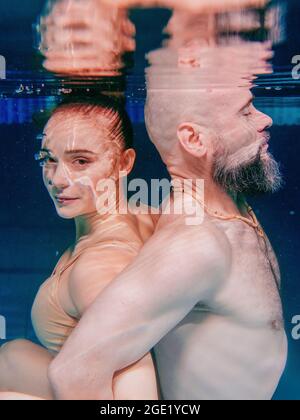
[0,95,159,400]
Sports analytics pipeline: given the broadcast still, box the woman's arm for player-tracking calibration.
[112,352,159,400]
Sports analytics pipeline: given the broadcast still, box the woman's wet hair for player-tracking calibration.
[53,94,134,151]
[34,93,134,152]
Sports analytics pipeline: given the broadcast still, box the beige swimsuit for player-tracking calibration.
[31,215,146,355]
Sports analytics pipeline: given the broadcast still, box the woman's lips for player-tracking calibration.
[55,196,80,205]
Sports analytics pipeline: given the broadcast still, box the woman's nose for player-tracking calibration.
[50,163,71,189]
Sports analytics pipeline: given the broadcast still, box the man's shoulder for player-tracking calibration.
[157,211,230,247]
[152,214,232,284]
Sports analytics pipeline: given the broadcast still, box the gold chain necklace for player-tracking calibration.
[172,185,281,290]
[202,201,265,238]
[172,185,265,238]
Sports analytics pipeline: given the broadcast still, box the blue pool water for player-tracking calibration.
[0,0,299,400]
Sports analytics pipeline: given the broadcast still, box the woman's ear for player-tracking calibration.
[119,148,136,176]
[177,122,207,158]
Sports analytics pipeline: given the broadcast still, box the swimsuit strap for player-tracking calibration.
[54,238,140,279]
[50,249,72,277]
[57,251,82,278]
[53,242,96,279]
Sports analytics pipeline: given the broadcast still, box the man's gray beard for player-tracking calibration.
[213,149,283,196]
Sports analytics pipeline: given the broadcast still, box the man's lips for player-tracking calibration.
[260,134,270,151]
[260,132,270,147]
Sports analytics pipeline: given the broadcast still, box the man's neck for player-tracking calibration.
[169,170,246,218]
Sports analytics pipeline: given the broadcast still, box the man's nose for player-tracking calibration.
[256,110,273,132]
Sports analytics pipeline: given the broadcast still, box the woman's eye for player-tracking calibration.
[73,158,90,167]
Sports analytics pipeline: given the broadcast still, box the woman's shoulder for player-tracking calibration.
[127,204,159,242]
[67,236,141,316]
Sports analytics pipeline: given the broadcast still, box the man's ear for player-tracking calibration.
[177,123,207,157]
[118,148,136,176]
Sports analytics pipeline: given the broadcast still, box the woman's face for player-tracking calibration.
[39,111,127,219]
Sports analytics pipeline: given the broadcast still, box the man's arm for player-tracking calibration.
[49,221,230,400]
[67,246,159,400]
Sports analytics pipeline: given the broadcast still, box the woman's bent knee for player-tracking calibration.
[0,339,31,359]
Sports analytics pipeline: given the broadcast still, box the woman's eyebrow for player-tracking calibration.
[64,149,98,155]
